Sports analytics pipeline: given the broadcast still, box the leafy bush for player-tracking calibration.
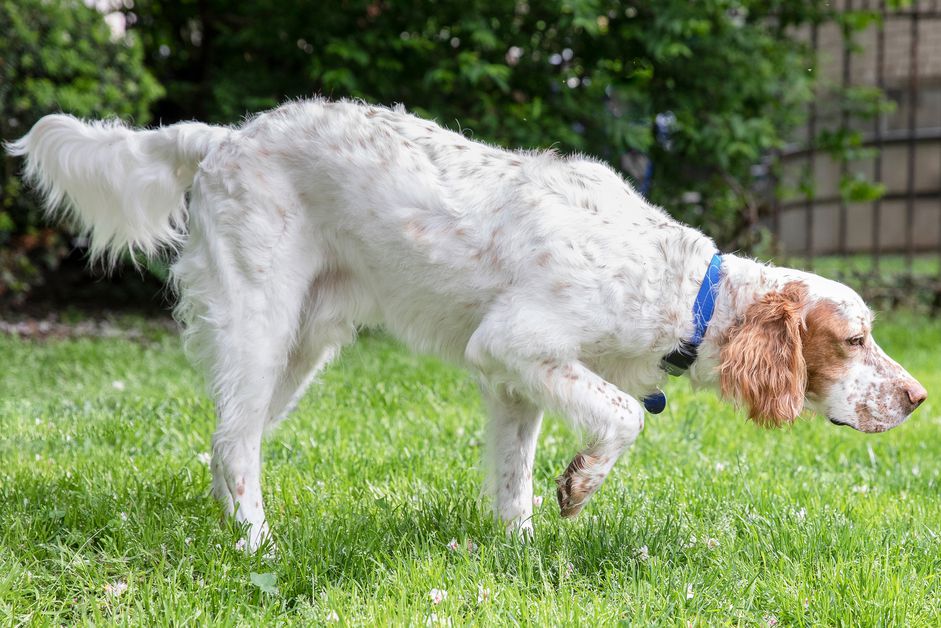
[132,0,823,244]
[3,1,837,307]
[0,0,162,304]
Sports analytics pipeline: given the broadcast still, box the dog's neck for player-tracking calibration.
[687,255,794,389]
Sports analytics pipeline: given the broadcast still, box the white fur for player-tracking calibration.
[6,114,230,263]
[9,99,923,551]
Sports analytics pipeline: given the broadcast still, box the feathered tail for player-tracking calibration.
[5,114,230,264]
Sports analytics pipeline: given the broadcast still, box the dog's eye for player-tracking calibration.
[846,335,865,347]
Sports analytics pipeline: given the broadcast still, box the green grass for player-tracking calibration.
[779,254,941,280]
[2,316,941,626]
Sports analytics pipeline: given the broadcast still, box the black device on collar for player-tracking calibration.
[659,339,699,377]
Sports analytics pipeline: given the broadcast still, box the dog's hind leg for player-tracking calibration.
[174,180,332,553]
[267,276,356,425]
[481,383,543,537]
[204,275,356,552]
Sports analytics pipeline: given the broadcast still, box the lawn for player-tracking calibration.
[2,314,940,626]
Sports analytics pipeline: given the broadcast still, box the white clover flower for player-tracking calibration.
[686,584,694,600]
[429,588,447,605]
[706,538,719,550]
[104,580,128,597]
[111,380,126,391]
[533,495,543,507]
[447,538,459,551]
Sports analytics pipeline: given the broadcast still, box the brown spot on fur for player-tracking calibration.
[556,453,607,518]
[855,399,889,432]
[802,300,851,397]
[536,252,552,267]
[720,281,808,427]
[404,220,429,240]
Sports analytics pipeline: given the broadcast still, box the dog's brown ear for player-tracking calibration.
[720,281,807,427]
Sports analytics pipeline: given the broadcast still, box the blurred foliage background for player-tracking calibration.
[1,0,843,309]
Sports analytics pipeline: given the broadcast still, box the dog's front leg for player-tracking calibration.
[468,322,645,522]
[525,361,644,518]
[480,383,543,537]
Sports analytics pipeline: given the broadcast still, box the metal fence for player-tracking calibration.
[770,0,941,282]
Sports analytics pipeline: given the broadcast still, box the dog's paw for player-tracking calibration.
[555,472,588,518]
[556,452,604,518]
[505,518,534,541]
[236,520,277,557]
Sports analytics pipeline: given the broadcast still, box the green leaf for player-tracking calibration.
[249,572,279,595]
[840,175,887,203]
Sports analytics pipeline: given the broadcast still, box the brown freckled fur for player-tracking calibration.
[556,452,608,517]
[720,281,808,427]
[802,300,851,397]
[404,220,428,240]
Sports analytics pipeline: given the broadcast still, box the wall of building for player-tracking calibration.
[775,1,941,255]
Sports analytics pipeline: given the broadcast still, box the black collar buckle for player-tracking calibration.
[659,339,699,377]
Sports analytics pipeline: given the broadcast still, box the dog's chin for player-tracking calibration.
[827,415,853,428]
[827,414,909,433]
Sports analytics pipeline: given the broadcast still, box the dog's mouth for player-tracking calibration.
[827,414,904,433]
[827,416,852,428]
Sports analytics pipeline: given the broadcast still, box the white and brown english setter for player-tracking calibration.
[9,99,927,552]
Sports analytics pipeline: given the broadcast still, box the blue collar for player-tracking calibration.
[643,253,723,414]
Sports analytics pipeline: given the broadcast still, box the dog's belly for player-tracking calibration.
[331,228,503,364]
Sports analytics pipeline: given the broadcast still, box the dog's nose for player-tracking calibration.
[904,381,927,409]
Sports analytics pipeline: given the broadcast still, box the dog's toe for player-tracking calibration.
[556,473,588,518]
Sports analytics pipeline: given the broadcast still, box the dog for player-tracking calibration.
[8,99,927,552]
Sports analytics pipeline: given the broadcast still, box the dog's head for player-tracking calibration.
[719,277,926,432]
